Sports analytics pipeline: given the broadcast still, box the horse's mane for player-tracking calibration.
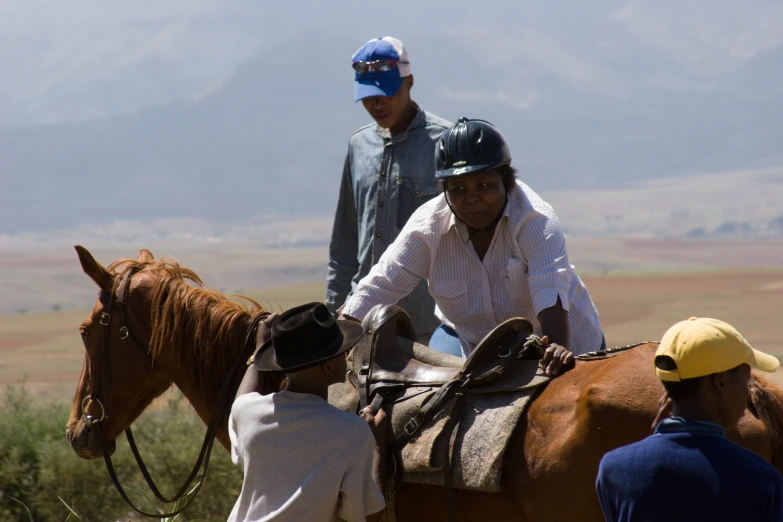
[749,373,783,472]
[106,253,265,402]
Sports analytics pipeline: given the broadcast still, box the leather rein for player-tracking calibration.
[81,269,266,518]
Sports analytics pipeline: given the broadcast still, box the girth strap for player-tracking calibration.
[394,376,465,449]
[357,327,375,411]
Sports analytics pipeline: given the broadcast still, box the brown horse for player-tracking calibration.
[66,246,783,522]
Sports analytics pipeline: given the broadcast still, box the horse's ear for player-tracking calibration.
[75,245,113,294]
[137,249,154,263]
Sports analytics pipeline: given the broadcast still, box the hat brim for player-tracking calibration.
[354,77,403,102]
[746,348,781,373]
[435,160,511,179]
[252,320,364,373]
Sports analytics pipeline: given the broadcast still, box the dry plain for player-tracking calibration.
[1,243,782,403]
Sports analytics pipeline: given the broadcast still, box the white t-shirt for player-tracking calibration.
[227,391,385,522]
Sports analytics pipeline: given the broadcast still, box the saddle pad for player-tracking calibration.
[399,369,547,492]
[396,361,549,493]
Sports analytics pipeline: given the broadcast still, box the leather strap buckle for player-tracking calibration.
[403,418,419,436]
[100,312,111,325]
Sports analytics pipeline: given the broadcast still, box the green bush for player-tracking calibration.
[0,384,242,521]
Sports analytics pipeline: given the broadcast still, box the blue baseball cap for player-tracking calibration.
[352,37,411,102]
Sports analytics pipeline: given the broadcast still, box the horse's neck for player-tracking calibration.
[170,316,253,440]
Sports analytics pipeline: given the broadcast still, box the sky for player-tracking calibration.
[2,0,782,125]
[0,0,781,240]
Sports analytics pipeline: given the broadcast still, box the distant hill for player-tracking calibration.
[1,23,782,234]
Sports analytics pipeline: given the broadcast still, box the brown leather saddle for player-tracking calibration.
[349,304,545,448]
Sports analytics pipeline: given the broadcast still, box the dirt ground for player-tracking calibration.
[1,270,782,403]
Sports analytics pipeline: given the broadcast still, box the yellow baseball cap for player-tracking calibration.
[655,317,780,382]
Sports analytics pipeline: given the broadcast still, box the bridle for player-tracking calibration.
[80,268,266,518]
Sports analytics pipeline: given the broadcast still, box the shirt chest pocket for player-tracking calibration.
[397,177,439,229]
[430,279,470,323]
[501,259,530,306]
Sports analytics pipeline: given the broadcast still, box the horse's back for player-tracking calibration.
[525,343,663,452]
[511,344,664,521]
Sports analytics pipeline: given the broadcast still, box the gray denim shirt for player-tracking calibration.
[326,107,451,336]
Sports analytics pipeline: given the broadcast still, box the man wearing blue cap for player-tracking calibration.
[326,36,451,342]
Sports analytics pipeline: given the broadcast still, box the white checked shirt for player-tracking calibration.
[342,179,602,356]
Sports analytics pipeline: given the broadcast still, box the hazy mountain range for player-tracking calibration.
[1,0,782,236]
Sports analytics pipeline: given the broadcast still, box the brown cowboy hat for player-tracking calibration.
[252,302,364,373]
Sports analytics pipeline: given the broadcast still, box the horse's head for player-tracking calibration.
[66,246,174,459]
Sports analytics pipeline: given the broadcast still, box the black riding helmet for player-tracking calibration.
[435,117,511,179]
[436,118,514,241]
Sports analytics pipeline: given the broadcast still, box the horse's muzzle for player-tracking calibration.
[66,418,116,460]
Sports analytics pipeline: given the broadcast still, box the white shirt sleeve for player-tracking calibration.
[229,393,258,468]
[337,430,386,522]
[229,413,242,468]
[517,205,573,314]
[343,209,433,322]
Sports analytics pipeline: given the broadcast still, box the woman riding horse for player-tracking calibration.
[342,118,604,376]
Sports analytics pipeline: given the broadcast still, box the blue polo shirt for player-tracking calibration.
[595,417,783,522]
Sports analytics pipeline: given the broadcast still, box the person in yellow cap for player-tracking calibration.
[595,317,783,522]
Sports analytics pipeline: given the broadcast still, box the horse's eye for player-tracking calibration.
[80,330,88,343]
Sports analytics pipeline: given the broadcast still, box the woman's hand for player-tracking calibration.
[538,335,575,377]
[537,298,572,377]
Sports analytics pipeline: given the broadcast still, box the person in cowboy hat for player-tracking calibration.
[341,117,603,376]
[596,317,783,522]
[228,303,387,522]
[326,36,452,343]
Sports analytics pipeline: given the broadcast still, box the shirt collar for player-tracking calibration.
[654,416,725,437]
[376,103,426,141]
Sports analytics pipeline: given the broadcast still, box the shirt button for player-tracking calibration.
[376,232,383,238]
[378,201,384,207]
[380,172,386,177]
[415,190,420,196]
